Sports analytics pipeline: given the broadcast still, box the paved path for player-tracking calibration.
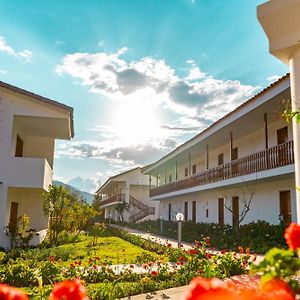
[113,224,264,300]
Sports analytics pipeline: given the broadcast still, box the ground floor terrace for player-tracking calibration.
[156,176,296,227]
[0,185,47,249]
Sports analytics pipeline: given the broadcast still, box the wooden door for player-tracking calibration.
[218,153,224,165]
[168,203,172,221]
[277,127,288,144]
[184,202,188,221]
[9,202,18,232]
[218,198,224,225]
[231,147,238,176]
[15,135,23,157]
[279,191,291,226]
[192,201,196,223]
[232,196,239,228]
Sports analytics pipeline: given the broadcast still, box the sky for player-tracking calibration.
[0,0,288,193]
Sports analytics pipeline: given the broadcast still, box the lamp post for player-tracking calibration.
[160,216,163,233]
[176,212,184,248]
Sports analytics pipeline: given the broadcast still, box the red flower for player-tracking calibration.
[151,271,158,276]
[0,284,28,300]
[205,253,212,259]
[50,256,55,262]
[205,238,211,247]
[220,250,226,254]
[261,279,295,300]
[49,279,89,300]
[284,223,300,250]
[238,246,244,254]
[167,243,172,248]
[188,249,197,255]
[179,256,186,261]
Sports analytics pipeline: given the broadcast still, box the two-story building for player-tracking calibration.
[0,81,73,249]
[143,74,295,227]
[96,167,156,222]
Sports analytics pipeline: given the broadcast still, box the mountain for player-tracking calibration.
[53,180,94,203]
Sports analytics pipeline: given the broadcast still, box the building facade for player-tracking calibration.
[0,81,73,249]
[143,74,295,227]
[96,167,156,222]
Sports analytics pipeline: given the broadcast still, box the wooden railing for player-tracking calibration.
[150,140,294,197]
[129,207,155,223]
[99,194,125,207]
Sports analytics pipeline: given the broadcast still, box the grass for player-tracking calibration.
[9,229,159,266]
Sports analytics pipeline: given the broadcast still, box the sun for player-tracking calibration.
[110,100,162,144]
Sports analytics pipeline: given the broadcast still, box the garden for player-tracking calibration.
[0,186,299,299]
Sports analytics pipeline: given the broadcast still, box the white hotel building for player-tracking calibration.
[0,81,73,249]
[143,74,295,227]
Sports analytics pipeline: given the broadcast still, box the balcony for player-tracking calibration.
[150,141,294,197]
[7,157,53,190]
[99,194,125,208]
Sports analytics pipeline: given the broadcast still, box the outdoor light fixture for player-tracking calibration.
[176,212,184,248]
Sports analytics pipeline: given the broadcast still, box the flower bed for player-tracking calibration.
[0,227,253,299]
[121,220,285,254]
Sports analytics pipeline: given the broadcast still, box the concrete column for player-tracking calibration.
[290,48,300,222]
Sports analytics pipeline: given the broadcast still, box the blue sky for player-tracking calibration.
[0,0,288,193]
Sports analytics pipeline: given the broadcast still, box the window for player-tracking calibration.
[185,168,188,177]
[206,208,209,218]
[169,175,172,183]
[15,135,24,157]
[192,164,196,175]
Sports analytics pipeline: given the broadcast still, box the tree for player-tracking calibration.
[115,201,130,222]
[92,193,102,212]
[223,179,256,234]
[42,185,70,245]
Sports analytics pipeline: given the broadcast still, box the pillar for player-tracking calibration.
[290,48,300,222]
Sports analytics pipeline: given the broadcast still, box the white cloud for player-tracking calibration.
[56,47,257,123]
[0,69,7,74]
[98,40,105,47]
[18,50,33,62]
[0,36,33,62]
[68,176,100,193]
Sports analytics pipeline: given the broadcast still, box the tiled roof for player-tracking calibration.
[143,73,290,172]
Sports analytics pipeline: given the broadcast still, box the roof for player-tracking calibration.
[143,73,290,173]
[0,80,74,138]
[96,167,141,193]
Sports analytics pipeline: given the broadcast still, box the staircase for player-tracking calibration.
[129,195,155,223]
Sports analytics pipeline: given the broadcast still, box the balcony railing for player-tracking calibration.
[150,140,294,197]
[99,194,125,208]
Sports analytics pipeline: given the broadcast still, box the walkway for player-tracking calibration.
[112,224,264,300]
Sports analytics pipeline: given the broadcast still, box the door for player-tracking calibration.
[277,127,288,165]
[279,191,291,227]
[15,135,23,157]
[9,202,19,232]
[168,203,172,221]
[231,147,238,176]
[218,198,224,225]
[184,202,188,221]
[192,201,196,223]
[218,153,224,179]
[232,196,239,228]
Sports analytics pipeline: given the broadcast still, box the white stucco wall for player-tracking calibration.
[157,176,295,225]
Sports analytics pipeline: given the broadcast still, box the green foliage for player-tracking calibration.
[122,220,286,254]
[43,185,98,245]
[5,214,35,248]
[115,201,129,222]
[252,248,300,281]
